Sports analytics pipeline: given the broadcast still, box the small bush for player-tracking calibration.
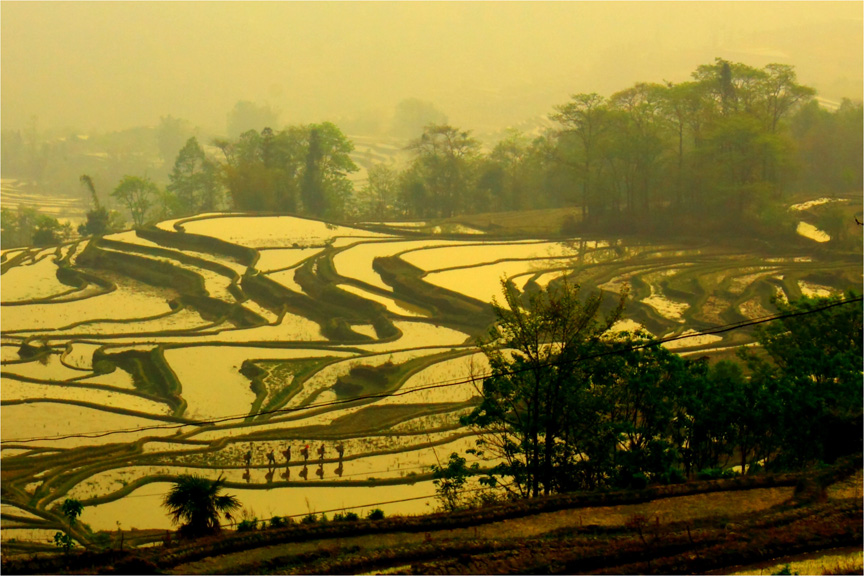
[367,508,385,520]
[269,516,289,529]
[697,467,738,480]
[661,467,686,485]
[237,518,258,532]
[300,513,318,524]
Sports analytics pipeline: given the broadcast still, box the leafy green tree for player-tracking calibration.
[163,475,241,538]
[551,93,610,221]
[791,99,863,194]
[215,123,355,217]
[477,129,534,212]
[301,122,358,219]
[655,81,705,207]
[358,162,399,219]
[9,205,38,246]
[675,359,742,478]
[603,338,694,487]
[739,293,863,468]
[77,174,124,236]
[403,124,480,218]
[690,59,814,216]
[217,129,276,211]
[32,214,64,246]
[167,137,221,215]
[111,175,159,228]
[302,126,325,216]
[431,452,478,512]
[53,498,84,554]
[1,207,23,246]
[464,279,626,497]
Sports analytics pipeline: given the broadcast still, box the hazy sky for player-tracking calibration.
[2,1,861,135]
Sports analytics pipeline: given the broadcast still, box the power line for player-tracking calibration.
[3,295,860,446]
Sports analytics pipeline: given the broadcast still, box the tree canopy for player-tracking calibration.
[464,280,862,497]
[163,475,241,538]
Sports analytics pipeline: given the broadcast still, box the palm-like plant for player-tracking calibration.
[163,475,240,538]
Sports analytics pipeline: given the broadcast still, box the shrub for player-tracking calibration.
[431,452,477,512]
[697,467,738,480]
[300,513,318,524]
[237,518,258,532]
[660,467,686,485]
[367,509,385,520]
[269,516,289,529]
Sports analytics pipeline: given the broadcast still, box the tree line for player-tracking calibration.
[462,282,862,499]
[123,58,860,238]
[377,59,861,238]
[6,58,861,247]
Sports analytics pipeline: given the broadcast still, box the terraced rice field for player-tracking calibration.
[1,210,860,549]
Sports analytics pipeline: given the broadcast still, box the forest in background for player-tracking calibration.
[1,58,861,249]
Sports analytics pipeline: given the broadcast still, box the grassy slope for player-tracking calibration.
[3,461,859,575]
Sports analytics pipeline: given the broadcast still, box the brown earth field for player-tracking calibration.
[3,459,861,575]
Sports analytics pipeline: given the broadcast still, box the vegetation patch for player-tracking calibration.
[137,226,258,267]
[245,357,341,415]
[372,255,494,333]
[92,347,185,416]
[76,240,206,297]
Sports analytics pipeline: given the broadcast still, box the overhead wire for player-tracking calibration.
[2,295,860,446]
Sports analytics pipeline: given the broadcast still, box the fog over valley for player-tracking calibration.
[2,2,861,135]
[1,3,862,573]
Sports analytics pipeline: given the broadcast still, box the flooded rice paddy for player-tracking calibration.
[1,210,860,546]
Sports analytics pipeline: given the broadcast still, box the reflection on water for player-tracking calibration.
[796,221,830,242]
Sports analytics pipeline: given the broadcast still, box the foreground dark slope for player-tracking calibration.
[4,457,860,575]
